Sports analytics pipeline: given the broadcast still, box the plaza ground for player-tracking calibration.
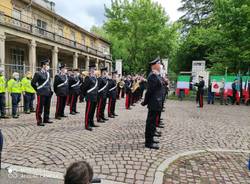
[0,99,250,184]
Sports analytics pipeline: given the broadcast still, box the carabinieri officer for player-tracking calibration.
[31,59,53,126]
[141,57,163,150]
[108,71,118,118]
[54,63,69,120]
[69,68,81,115]
[82,64,99,131]
[96,67,109,123]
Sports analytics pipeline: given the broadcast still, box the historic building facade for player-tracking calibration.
[0,0,112,77]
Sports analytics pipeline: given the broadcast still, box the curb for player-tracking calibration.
[153,149,250,184]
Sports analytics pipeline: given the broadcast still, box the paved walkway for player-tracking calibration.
[1,99,250,184]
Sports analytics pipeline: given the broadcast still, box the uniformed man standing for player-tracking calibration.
[21,71,36,114]
[96,67,109,123]
[54,64,69,120]
[7,72,22,118]
[31,59,53,126]
[0,68,7,118]
[69,69,81,115]
[141,58,163,150]
[125,75,132,110]
[195,76,205,108]
[108,71,118,118]
[82,64,99,131]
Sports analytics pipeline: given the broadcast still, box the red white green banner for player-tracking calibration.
[176,75,190,95]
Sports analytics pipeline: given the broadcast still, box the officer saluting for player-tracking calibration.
[82,64,99,131]
[108,71,118,118]
[96,67,109,123]
[69,69,81,115]
[141,57,163,150]
[54,64,69,120]
[31,59,53,126]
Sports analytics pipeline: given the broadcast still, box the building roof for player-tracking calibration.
[20,0,111,45]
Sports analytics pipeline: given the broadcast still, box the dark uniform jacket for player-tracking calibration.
[82,76,98,102]
[53,73,69,96]
[31,70,52,96]
[125,79,132,94]
[98,76,109,99]
[69,75,81,95]
[108,79,117,99]
[143,72,163,111]
[195,80,205,94]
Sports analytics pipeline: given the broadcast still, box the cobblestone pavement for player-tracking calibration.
[164,152,250,184]
[0,99,250,184]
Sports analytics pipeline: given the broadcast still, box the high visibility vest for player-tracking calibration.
[0,76,6,93]
[7,79,22,94]
[21,77,36,93]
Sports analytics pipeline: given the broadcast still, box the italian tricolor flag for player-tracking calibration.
[176,75,190,95]
[210,76,236,97]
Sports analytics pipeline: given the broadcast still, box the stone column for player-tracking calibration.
[73,52,78,69]
[52,46,58,77]
[29,39,37,74]
[85,55,89,70]
[0,32,6,66]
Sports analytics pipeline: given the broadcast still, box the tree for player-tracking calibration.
[103,0,179,74]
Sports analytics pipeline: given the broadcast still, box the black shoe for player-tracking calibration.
[37,122,45,126]
[102,117,109,121]
[97,119,105,123]
[158,125,164,128]
[12,115,19,119]
[61,115,68,118]
[44,120,53,124]
[113,114,118,116]
[86,127,93,131]
[55,116,61,120]
[70,112,76,115]
[153,134,162,137]
[74,111,80,114]
[145,143,159,150]
[108,115,115,118]
[24,111,31,114]
[92,124,99,127]
[30,110,36,113]
[152,139,160,144]
[0,115,8,119]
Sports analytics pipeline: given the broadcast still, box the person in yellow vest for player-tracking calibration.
[21,71,36,114]
[7,72,22,118]
[0,67,7,118]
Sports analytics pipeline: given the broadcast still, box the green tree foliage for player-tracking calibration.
[103,0,179,74]
[173,0,250,75]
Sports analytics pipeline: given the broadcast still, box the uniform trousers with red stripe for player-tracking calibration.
[121,88,125,98]
[108,96,116,116]
[85,100,97,129]
[125,93,131,109]
[145,111,160,145]
[36,95,51,124]
[196,90,204,108]
[70,94,79,113]
[96,96,107,121]
[55,96,67,117]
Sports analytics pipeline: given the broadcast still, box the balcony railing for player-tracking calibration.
[0,13,112,60]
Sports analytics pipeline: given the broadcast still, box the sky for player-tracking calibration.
[53,0,183,31]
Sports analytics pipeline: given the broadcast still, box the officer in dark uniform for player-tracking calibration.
[125,75,132,110]
[82,64,99,131]
[69,69,81,115]
[96,67,109,123]
[54,64,69,120]
[195,76,205,108]
[141,57,163,150]
[31,59,53,126]
[108,71,118,118]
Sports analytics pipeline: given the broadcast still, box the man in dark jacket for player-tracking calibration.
[54,64,69,119]
[82,65,99,131]
[195,76,205,108]
[31,59,53,126]
[69,69,81,115]
[108,71,118,118]
[96,67,109,122]
[141,57,163,150]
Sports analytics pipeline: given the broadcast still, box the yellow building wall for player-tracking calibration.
[0,0,13,16]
